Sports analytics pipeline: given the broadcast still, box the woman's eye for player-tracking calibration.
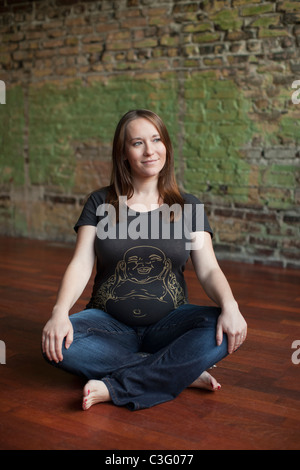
[133,141,142,147]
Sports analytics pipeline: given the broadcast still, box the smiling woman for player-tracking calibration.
[124,119,167,196]
[42,109,247,411]
[107,109,185,218]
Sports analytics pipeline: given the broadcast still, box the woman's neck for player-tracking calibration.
[127,177,161,211]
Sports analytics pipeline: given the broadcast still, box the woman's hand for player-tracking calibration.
[216,301,247,354]
[42,313,73,363]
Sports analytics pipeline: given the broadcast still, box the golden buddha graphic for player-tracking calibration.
[93,246,186,320]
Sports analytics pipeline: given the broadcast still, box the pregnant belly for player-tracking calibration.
[105,296,174,326]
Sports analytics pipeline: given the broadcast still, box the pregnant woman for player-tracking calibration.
[42,109,247,411]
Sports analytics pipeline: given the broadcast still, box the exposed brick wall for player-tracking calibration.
[0,0,299,268]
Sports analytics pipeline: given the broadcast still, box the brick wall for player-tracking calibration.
[0,0,299,268]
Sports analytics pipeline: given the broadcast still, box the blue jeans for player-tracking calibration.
[44,304,228,410]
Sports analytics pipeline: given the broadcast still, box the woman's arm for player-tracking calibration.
[190,231,247,354]
[42,225,96,363]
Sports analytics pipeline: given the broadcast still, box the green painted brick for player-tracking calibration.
[279,116,300,143]
[193,32,221,43]
[211,9,243,31]
[260,165,297,187]
[241,4,274,16]
[279,1,300,11]
[251,15,280,28]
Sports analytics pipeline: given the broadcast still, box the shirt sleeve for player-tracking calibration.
[183,193,213,237]
[74,189,108,233]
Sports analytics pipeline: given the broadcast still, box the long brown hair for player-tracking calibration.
[106,109,184,217]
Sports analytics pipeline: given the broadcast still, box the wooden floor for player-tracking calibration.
[0,236,299,450]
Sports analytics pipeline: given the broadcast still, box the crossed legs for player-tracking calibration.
[44,305,228,410]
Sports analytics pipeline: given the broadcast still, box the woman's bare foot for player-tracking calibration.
[82,373,219,410]
[82,380,111,410]
[189,370,221,391]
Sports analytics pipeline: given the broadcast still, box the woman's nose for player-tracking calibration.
[144,142,154,155]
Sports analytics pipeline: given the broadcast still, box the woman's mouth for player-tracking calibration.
[142,159,158,164]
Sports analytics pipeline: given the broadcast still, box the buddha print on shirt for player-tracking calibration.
[92,245,186,324]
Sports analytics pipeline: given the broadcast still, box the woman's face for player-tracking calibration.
[124,118,167,181]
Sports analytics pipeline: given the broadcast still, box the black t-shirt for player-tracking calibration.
[74,187,212,326]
